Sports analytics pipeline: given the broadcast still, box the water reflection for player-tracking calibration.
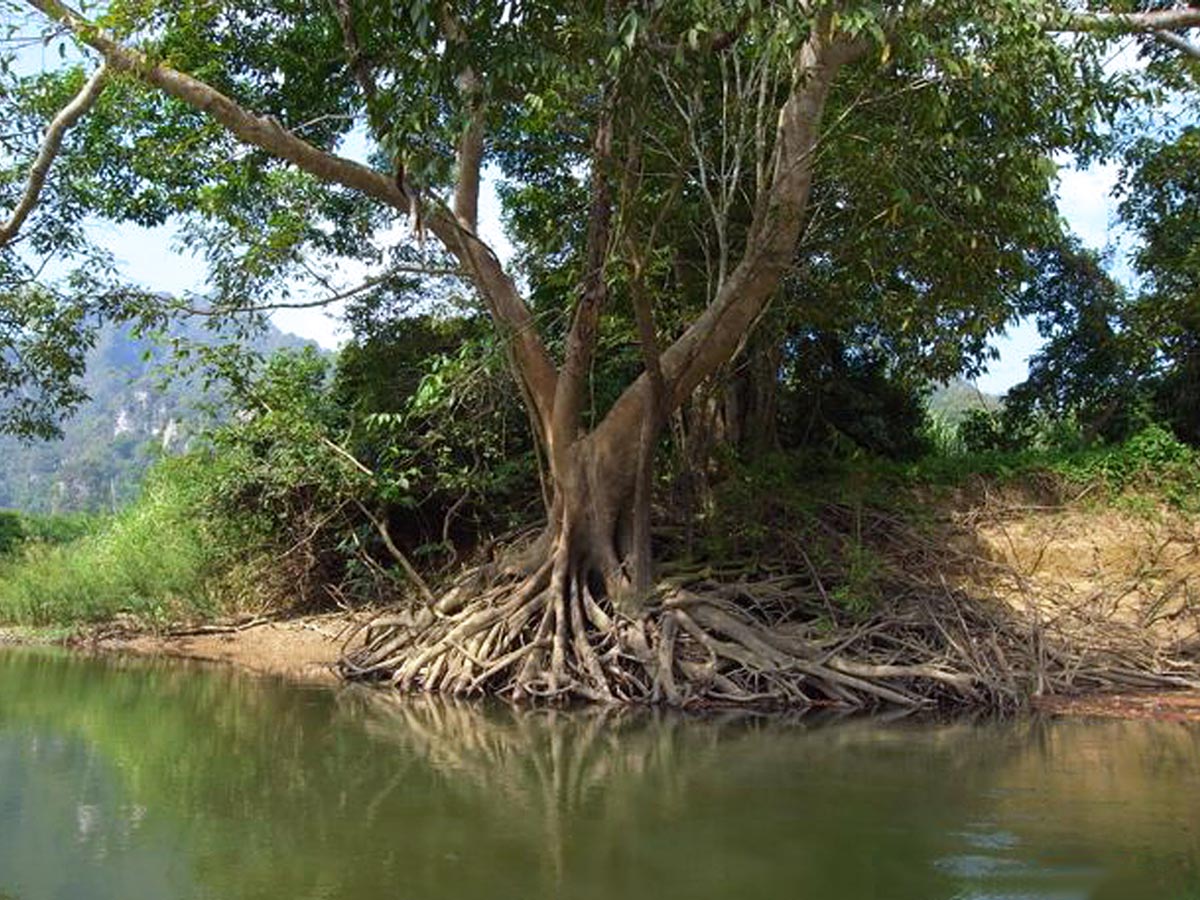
[0,729,181,899]
[1,648,1198,900]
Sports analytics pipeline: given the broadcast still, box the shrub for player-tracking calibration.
[1048,424,1200,506]
[958,408,1008,454]
[0,512,23,557]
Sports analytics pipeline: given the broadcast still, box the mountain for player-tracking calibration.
[927,379,1002,425]
[0,320,313,514]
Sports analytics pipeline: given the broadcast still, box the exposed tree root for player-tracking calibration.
[339,503,1200,710]
[338,576,983,708]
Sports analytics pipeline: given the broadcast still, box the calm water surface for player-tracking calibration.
[1,647,1198,900]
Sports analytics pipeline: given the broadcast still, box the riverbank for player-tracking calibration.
[5,613,1200,721]
[2,613,350,686]
[4,460,1198,713]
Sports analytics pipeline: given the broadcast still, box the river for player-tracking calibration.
[0,647,1197,899]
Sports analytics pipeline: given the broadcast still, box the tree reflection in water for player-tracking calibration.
[1,649,1198,900]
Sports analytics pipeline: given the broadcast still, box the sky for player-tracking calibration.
[77,142,515,350]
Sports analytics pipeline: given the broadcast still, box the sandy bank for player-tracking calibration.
[76,612,358,686]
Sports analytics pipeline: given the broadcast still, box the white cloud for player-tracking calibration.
[1056,161,1121,251]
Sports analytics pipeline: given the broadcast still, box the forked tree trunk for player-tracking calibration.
[338,27,874,704]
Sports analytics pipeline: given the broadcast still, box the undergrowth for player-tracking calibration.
[0,467,223,628]
[905,423,1200,511]
[710,425,1200,528]
[2,418,1195,632]
[694,424,1199,620]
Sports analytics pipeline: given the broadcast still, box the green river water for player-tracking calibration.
[0,647,1198,900]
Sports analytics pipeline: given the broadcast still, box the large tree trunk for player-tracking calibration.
[547,424,651,614]
[338,375,979,708]
[341,402,685,703]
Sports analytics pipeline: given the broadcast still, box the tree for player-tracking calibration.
[1000,112,1200,449]
[1004,239,1151,445]
[1120,122,1200,444]
[4,0,1200,703]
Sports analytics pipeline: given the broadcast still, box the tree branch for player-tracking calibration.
[327,0,376,104]
[628,248,666,420]
[356,501,437,605]
[1154,29,1200,60]
[22,0,559,432]
[597,30,866,445]
[0,62,107,247]
[439,6,486,232]
[170,263,462,317]
[326,0,552,429]
[453,75,485,232]
[1056,5,1200,59]
[24,0,405,208]
[1059,7,1200,36]
[620,135,676,423]
[644,10,750,58]
[551,99,614,470]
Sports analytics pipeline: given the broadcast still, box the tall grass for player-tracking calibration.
[0,472,220,627]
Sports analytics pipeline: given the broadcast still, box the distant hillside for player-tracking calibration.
[0,320,313,514]
[927,379,1002,425]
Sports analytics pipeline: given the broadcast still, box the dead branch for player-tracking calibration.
[355,501,437,606]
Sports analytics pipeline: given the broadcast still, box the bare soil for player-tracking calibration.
[965,504,1200,648]
[79,613,357,686]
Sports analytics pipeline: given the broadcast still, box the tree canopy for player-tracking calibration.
[0,1,1194,440]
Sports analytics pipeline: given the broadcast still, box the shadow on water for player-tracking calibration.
[1,647,1199,900]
